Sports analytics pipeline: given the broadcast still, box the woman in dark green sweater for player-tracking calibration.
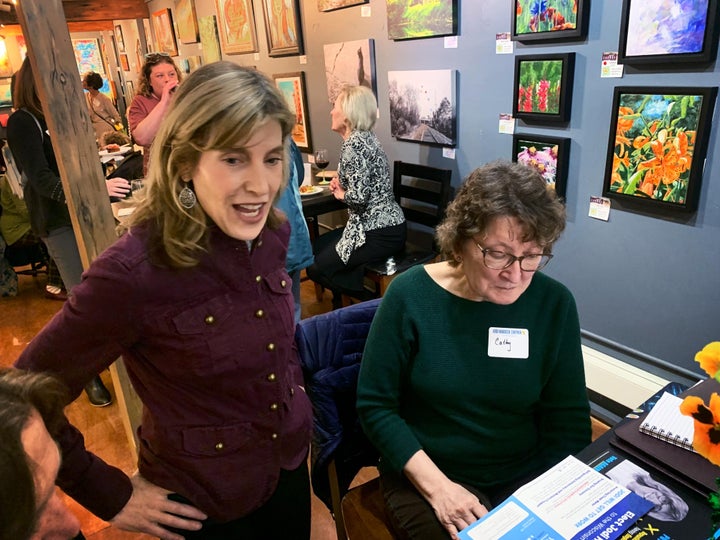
[357,160,591,540]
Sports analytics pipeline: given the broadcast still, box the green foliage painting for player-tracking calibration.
[517,59,563,114]
[515,0,578,36]
[387,0,457,41]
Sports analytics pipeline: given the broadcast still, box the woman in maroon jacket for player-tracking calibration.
[16,62,313,540]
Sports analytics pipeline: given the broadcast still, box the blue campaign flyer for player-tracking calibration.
[459,456,653,540]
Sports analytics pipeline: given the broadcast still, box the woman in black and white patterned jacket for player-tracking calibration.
[307,85,406,307]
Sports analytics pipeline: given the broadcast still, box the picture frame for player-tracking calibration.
[261,0,303,57]
[323,39,376,104]
[273,72,313,153]
[513,53,575,123]
[318,0,368,12]
[151,8,179,56]
[119,53,130,72]
[512,133,570,198]
[511,0,589,42]
[388,69,457,147]
[175,0,200,44]
[387,0,458,41]
[602,86,718,213]
[618,0,720,65]
[214,0,259,55]
[115,24,125,52]
[198,15,222,64]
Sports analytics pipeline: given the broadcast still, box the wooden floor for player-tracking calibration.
[1,271,608,539]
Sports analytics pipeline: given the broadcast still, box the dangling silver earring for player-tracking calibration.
[178,183,197,209]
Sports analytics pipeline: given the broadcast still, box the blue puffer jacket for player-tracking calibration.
[295,298,382,511]
[276,140,313,274]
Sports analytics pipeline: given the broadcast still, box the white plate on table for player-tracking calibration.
[98,144,133,158]
[299,186,325,197]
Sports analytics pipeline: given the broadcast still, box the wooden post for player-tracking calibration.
[16,0,142,452]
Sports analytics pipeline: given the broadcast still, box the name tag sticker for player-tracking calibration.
[488,327,529,359]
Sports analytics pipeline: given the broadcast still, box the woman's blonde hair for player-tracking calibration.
[137,54,183,98]
[129,62,295,268]
[436,160,566,266]
[336,85,377,131]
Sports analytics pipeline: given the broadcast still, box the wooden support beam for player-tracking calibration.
[16,0,141,453]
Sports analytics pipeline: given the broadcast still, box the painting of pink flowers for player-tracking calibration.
[513,53,574,122]
[512,134,570,197]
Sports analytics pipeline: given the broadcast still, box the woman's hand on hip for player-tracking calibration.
[110,473,207,540]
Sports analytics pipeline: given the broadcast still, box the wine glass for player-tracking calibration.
[314,148,330,184]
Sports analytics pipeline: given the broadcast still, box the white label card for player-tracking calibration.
[488,327,529,359]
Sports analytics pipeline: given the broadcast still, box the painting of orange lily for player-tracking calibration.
[603,87,717,212]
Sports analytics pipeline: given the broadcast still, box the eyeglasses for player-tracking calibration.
[475,243,552,272]
[144,52,170,60]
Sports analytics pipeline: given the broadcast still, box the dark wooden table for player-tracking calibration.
[301,188,345,240]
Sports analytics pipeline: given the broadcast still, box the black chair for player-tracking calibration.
[353,161,452,301]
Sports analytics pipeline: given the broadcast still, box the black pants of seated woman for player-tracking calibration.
[306,222,406,308]
[164,462,310,539]
[380,468,541,540]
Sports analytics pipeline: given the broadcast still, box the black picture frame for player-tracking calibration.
[513,53,575,123]
[512,133,570,199]
[511,0,590,43]
[273,72,313,153]
[618,0,720,65]
[602,86,718,213]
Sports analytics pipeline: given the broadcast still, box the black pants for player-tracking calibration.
[380,468,537,540]
[307,222,406,294]
[166,462,310,540]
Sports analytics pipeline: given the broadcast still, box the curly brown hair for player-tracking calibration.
[137,53,183,97]
[436,160,566,266]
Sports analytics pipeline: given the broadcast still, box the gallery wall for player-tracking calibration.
[141,0,720,378]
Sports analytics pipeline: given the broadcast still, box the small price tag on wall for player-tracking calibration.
[589,196,611,221]
[496,32,513,54]
[499,113,515,134]
[601,52,624,78]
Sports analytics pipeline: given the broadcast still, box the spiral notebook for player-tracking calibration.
[638,391,696,453]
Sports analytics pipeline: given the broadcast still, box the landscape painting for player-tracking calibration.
[387,0,457,40]
[388,69,456,147]
[323,39,376,103]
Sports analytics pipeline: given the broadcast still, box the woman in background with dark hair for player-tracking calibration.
[127,53,182,174]
[82,71,121,143]
[6,57,129,407]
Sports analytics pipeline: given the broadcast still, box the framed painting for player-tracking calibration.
[261,0,303,57]
[199,15,222,64]
[388,69,457,147]
[175,0,200,44]
[125,80,135,100]
[512,0,589,42]
[602,86,718,212]
[387,0,458,41]
[151,8,179,56]
[512,134,570,198]
[0,39,12,78]
[115,24,125,52]
[618,0,719,65]
[323,39,376,103]
[72,38,106,76]
[143,18,155,53]
[318,0,368,12]
[119,54,130,72]
[214,0,259,54]
[274,72,313,153]
[513,53,575,123]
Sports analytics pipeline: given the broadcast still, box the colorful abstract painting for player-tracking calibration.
[72,39,106,76]
[175,0,200,44]
[214,0,259,54]
[199,15,223,64]
[387,0,457,40]
[623,0,711,57]
[323,39,376,103]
